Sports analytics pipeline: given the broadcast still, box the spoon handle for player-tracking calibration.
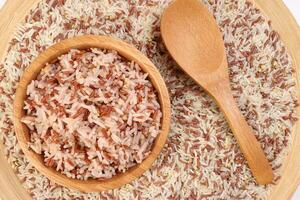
[211,85,274,184]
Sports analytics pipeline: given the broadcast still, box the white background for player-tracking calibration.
[0,0,299,199]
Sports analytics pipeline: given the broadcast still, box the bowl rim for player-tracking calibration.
[13,35,171,192]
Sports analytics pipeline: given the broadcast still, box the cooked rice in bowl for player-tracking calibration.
[21,48,162,180]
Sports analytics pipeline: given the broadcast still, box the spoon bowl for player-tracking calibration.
[13,35,171,192]
[161,0,273,184]
[161,0,225,75]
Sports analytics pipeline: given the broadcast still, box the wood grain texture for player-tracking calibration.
[160,0,273,185]
[0,0,299,199]
[13,35,171,192]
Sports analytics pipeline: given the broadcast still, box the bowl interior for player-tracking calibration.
[13,35,171,192]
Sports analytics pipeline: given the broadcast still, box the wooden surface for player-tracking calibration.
[13,35,171,192]
[161,0,273,185]
[0,0,299,199]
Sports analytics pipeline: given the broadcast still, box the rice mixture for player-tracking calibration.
[0,0,298,199]
[21,48,162,180]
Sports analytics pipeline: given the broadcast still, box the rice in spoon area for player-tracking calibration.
[21,48,162,180]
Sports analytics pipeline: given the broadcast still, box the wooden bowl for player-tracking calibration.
[13,35,171,192]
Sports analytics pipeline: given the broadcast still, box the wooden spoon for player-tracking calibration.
[161,0,273,184]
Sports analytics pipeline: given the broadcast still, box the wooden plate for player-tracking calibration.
[0,0,299,199]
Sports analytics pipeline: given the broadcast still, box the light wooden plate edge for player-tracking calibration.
[0,1,40,199]
[253,0,300,199]
[0,0,299,199]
